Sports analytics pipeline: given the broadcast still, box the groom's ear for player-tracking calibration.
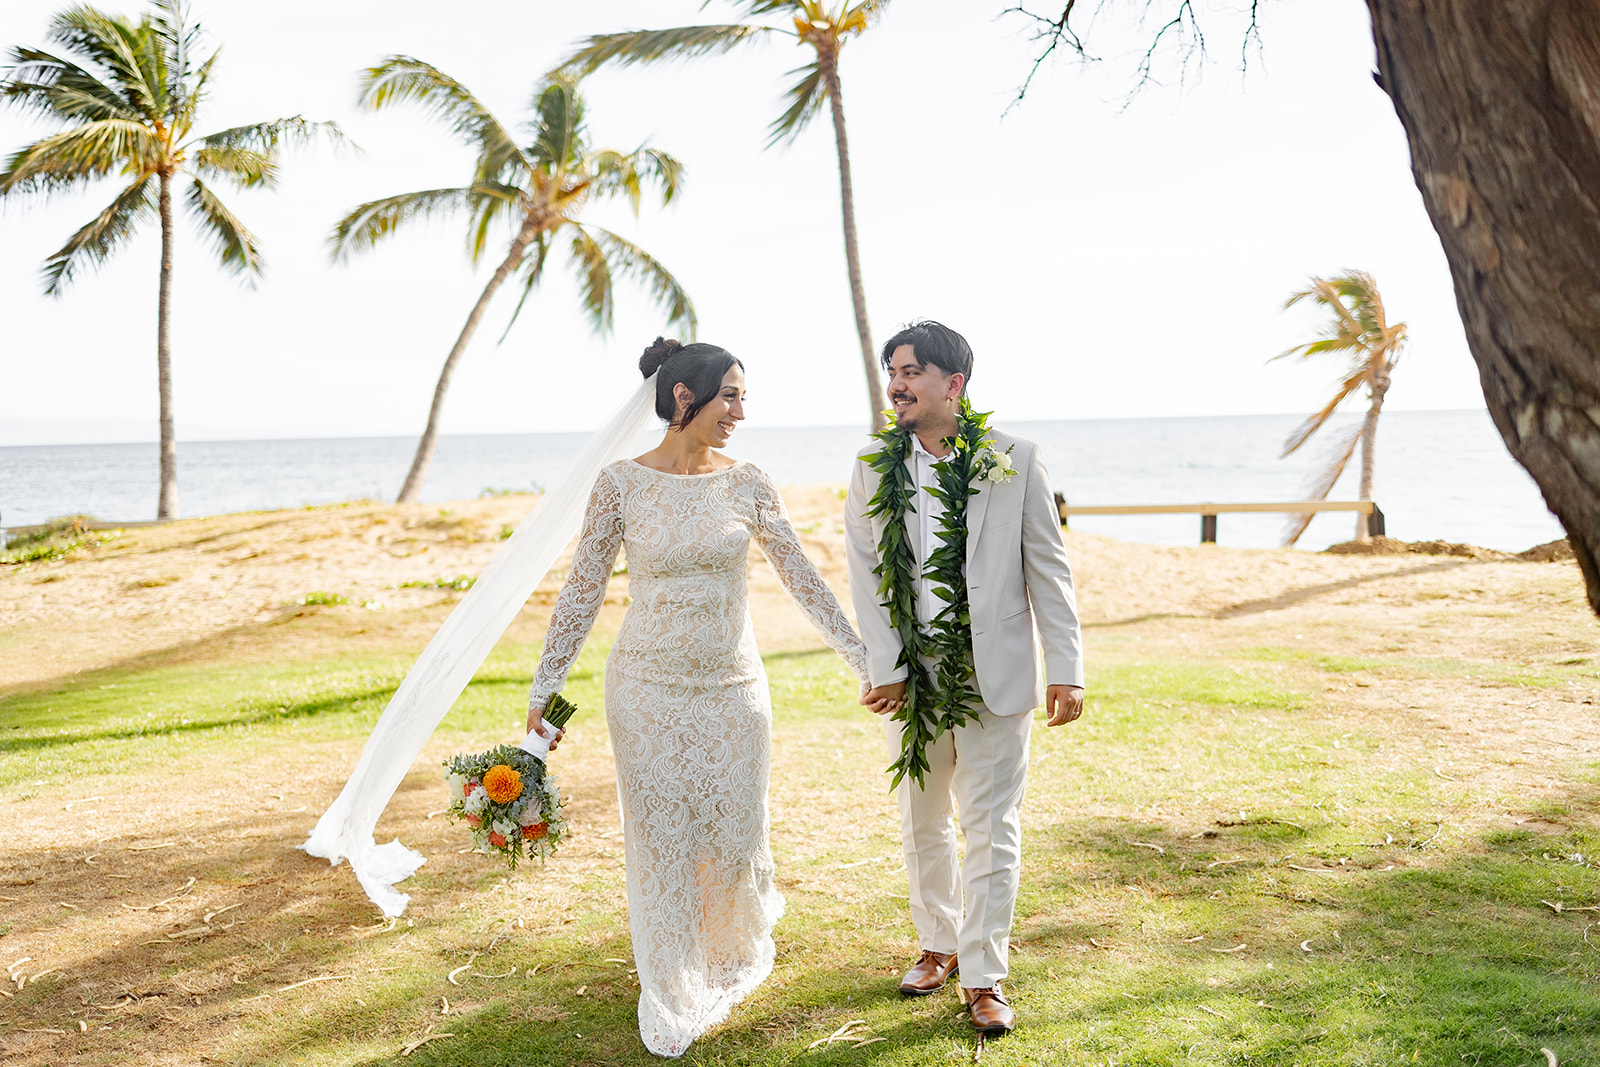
[945,372,966,399]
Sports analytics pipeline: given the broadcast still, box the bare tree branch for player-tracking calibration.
[1005,1,1263,108]
[1000,1,1089,111]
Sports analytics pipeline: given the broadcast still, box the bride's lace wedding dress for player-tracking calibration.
[528,459,868,1057]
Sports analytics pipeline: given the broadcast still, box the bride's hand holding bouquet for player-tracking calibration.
[440,693,579,868]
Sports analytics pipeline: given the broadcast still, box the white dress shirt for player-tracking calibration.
[909,434,951,629]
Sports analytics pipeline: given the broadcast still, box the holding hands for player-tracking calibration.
[860,680,906,715]
[857,681,1084,725]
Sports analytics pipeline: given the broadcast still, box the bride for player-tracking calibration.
[526,337,870,1057]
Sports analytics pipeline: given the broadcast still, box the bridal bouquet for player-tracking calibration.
[442,693,578,868]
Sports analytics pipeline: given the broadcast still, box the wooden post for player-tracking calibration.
[1369,503,1385,537]
[1201,513,1218,543]
[1055,491,1068,529]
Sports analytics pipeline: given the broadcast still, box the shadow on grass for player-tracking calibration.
[0,683,408,752]
[0,634,544,754]
[8,776,1597,1067]
[1214,560,1469,618]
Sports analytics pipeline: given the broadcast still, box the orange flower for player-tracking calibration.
[488,831,507,848]
[482,764,523,804]
[522,822,548,840]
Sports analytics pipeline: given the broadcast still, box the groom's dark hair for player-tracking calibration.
[880,321,973,391]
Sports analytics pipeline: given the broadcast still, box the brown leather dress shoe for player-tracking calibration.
[898,950,958,995]
[963,985,1015,1035]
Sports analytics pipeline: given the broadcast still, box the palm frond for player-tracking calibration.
[584,224,698,336]
[840,0,894,33]
[497,232,554,342]
[1,47,141,123]
[768,59,825,146]
[463,182,526,263]
[328,186,478,261]
[39,172,156,293]
[528,75,587,172]
[50,7,163,121]
[177,47,219,133]
[1281,374,1364,457]
[1274,334,1365,362]
[150,0,207,131]
[589,146,685,212]
[561,25,773,76]
[0,120,162,198]
[359,56,528,177]
[732,1,805,15]
[1281,421,1362,546]
[566,226,616,333]
[185,175,262,276]
[190,116,345,188]
[191,142,272,187]
[636,148,685,204]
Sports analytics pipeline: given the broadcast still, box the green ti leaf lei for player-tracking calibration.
[864,397,1006,789]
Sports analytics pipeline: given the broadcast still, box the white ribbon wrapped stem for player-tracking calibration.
[518,724,556,762]
[301,372,660,916]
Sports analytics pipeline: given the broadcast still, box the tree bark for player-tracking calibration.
[156,169,177,521]
[1356,377,1387,539]
[819,48,887,433]
[396,213,542,504]
[1367,0,1600,609]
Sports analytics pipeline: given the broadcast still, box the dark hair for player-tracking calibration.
[879,320,974,391]
[639,336,743,429]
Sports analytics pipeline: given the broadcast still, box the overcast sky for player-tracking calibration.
[0,0,1486,443]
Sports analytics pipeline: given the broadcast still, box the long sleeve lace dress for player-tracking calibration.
[528,459,869,1057]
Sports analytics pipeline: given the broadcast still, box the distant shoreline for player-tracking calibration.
[0,408,1495,449]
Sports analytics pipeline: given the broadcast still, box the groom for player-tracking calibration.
[844,321,1084,1036]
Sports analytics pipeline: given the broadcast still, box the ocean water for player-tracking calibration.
[0,409,1564,552]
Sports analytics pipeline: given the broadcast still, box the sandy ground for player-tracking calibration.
[0,487,1594,1064]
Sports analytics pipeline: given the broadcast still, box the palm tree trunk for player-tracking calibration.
[156,169,177,520]
[1355,377,1388,539]
[818,48,886,433]
[396,215,541,503]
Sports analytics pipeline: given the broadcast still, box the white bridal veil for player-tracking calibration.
[302,372,661,916]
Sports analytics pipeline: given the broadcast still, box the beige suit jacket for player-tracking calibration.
[844,428,1084,716]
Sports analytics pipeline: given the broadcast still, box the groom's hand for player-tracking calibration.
[1045,684,1084,727]
[860,681,907,716]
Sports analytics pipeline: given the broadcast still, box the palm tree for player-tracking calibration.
[563,1,891,432]
[0,0,337,520]
[333,60,696,503]
[1274,270,1408,545]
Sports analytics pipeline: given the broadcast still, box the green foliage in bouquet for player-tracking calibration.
[441,694,578,868]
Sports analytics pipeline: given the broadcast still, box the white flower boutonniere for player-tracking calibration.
[975,444,1016,485]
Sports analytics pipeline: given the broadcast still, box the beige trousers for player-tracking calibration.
[884,705,1032,988]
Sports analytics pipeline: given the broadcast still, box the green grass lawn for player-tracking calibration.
[3,626,1599,1066]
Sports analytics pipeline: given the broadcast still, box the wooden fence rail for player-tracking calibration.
[1054,495,1384,544]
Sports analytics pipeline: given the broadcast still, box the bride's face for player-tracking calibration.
[681,365,747,449]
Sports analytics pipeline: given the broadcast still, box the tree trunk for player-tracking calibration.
[1356,376,1387,539]
[156,169,177,521]
[819,48,887,433]
[396,214,542,504]
[1367,0,1600,610]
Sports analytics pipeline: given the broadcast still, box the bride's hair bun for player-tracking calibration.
[639,336,684,378]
